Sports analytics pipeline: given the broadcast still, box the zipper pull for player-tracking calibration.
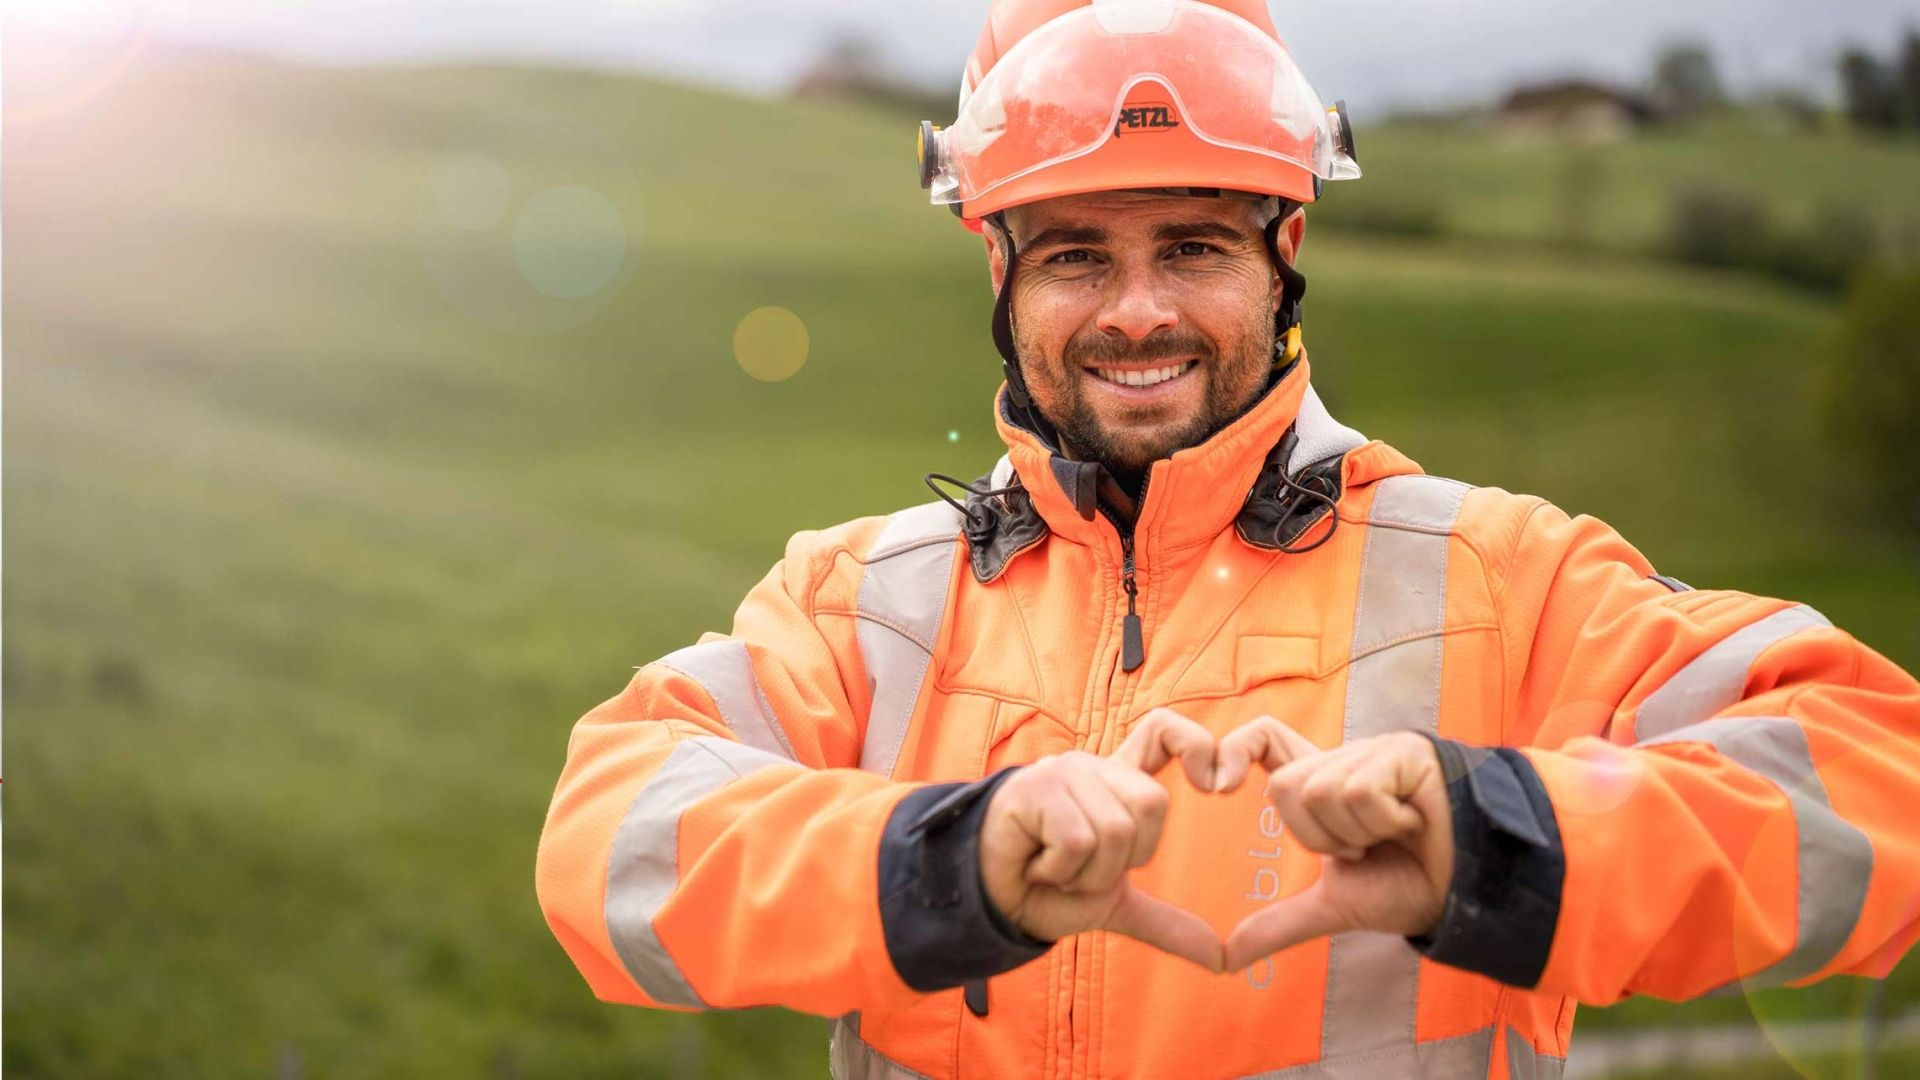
[1121,544,1144,672]
[965,978,989,1017]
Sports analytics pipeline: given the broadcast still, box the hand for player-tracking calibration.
[979,709,1225,972]
[1214,718,1454,973]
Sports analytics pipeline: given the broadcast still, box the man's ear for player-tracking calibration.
[984,228,1008,296]
[1271,209,1307,312]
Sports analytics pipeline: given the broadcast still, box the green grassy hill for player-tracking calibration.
[6,45,1917,1077]
[1318,113,1920,257]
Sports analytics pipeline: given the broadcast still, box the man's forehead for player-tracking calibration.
[1006,189,1272,240]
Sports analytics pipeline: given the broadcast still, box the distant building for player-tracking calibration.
[790,34,950,120]
[1498,79,1657,142]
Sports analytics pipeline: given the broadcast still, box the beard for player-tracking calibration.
[1014,307,1276,474]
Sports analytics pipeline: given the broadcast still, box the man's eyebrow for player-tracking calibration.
[1152,220,1258,245]
[1019,224,1109,251]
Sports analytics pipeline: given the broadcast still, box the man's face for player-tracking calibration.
[987,190,1300,474]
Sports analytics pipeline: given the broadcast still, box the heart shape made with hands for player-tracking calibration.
[978,707,1455,975]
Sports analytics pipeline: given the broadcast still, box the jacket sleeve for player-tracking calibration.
[1449,499,1920,1005]
[534,527,1046,1017]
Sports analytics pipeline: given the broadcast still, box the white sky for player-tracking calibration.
[8,0,1917,110]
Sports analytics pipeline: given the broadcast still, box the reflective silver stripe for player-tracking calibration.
[1323,475,1470,1062]
[1639,715,1873,988]
[830,1015,933,1080]
[1287,384,1369,473]
[1505,1026,1567,1080]
[654,640,798,761]
[1635,605,1831,742]
[604,736,796,1007]
[854,501,963,777]
[1240,1026,1496,1079]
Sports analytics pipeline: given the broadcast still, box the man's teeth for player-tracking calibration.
[1093,361,1195,388]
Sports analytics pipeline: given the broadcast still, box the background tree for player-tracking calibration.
[1650,42,1725,120]
[1839,47,1900,131]
[1898,30,1920,130]
[1822,266,1920,534]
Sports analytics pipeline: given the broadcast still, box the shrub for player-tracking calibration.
[1772,205,1879,292]
[1821,265,1920,533]
[1307,194,1443,240]
[1667,186,1775,270]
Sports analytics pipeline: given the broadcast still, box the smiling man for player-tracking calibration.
[535,2,1920,1078]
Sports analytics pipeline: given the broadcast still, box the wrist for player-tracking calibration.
[877,767,1052,992]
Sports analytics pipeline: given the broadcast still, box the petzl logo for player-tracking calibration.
[1114,103,1180,136]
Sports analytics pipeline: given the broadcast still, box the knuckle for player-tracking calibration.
[1137,783,1170,816]
[1059,825,1096,857]
[1340,779,1375,807]
[1302,775,1341,805]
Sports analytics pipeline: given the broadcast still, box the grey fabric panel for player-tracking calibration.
[655,640,798,761]
[1365,474,1472,534]
[1346,476,1468,663]
[1635,605,1831,742]
[1321,475,1469,1062]
[855,501,963,777]
[830,1016,934,1080]
[1287,385,1370,473]
[604,736,795,1008]
[1320,931,1421,1061]
[1639,715,1874,988]
[1239,1026,1497,1079]
[1505,1026,1567,1080]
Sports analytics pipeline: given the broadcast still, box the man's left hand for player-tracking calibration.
[1211,718,1454,973]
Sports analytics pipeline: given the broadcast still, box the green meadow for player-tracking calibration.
[6,46,1917,1077]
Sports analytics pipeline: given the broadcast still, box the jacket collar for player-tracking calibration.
[994,355,1340,552]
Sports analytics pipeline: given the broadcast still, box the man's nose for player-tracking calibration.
[1094,266,1179,341]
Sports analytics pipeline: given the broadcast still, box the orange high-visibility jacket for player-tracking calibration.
[536,358,1920,1079]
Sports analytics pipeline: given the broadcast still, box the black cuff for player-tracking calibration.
[1405,734,1565,989]
[878,767,1053,992]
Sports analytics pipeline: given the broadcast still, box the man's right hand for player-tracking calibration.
[977,709,1225,972]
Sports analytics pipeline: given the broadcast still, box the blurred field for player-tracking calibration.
[6,44,1919,1078]
[1319,113,1920,256]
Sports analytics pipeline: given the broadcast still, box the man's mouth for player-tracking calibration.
[1087,359,1199,389]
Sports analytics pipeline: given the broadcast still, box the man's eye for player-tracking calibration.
[1048,249,1093,265]
[1173,241,1218,257]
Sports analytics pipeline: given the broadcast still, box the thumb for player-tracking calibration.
[1221,882,1350,973]
[1102,885,1226,973]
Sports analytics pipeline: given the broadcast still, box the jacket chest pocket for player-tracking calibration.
[891,691,1078,781]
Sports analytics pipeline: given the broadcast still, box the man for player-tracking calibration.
[536,2,1920,1077]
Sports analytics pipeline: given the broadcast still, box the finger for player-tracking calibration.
[1020,780,1099,887]
[1267,763,1364,861]
[1222,884,1349,972]
[1341,754,1427,842]
[1113,708,1218,792]
[1214,715,1320,793]
[1098,757,1171,868]
[1060,764,1138,895]
[1294,752,1383,855]
[1103,885,1226,973]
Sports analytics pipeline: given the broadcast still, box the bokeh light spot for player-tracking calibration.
[512,185,628,299]
[433,155,512,231]
[734,307,811,382]
[948,430,960,443]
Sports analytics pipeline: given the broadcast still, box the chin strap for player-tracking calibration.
[988,212,1063,448]
[1266,203,1307,369]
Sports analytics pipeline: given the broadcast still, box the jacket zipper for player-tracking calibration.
[1119,536,1144,673]
[1064,521,1150,1079]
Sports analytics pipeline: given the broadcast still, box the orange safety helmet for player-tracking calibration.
[918,0,1359,225]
